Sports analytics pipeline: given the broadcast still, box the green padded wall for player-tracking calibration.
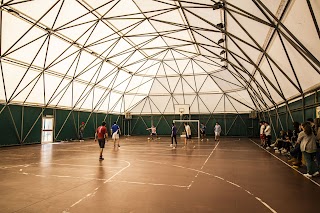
[0,89,318,147]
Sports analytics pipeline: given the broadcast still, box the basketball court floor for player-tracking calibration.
[0,136,319,213]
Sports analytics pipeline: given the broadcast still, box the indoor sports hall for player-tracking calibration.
[0,0,320,213]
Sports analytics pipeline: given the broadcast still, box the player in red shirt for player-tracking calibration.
[94,121,108,160]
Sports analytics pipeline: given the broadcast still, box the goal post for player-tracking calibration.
[173,120,200,138]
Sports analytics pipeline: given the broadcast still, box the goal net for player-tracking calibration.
[173,120,200,138]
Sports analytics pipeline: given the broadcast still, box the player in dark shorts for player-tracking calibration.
[95,121,108,160]
[200,123,206,141]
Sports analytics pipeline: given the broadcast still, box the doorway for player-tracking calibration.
[42,117,54,143]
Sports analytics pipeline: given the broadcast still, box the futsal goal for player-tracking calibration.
[173,120,200,139]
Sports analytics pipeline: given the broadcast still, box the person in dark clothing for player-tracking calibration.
[289,121,302,168]
[79,122,85,141]
[171,123,177,149]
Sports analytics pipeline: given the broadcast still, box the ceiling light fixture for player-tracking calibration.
[218,38,224,44]
[216,23,224,29]
[212,2,224,10]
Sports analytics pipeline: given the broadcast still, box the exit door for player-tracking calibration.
[42,117,54,143]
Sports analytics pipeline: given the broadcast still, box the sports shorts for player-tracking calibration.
[98,138,106,148]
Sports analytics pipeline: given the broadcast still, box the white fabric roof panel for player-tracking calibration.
[0,0,319,115]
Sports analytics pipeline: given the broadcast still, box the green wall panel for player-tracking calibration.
[0,90,318,147]
[0,105,20,146]
[78,111,94,139]
[10,105,22,136]
[55,109,78,141]
[279,114,287,131]
[305,108,315,121]
[305,94,315,106]
[131,116,148,135]
[22,106,42,144]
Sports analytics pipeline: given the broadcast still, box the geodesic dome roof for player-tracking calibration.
[0,0,319,114]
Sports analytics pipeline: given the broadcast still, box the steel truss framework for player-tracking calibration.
[0,0,319,142]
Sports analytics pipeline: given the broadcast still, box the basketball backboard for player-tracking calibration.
[174,104,190,115]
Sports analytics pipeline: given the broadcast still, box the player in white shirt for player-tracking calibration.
[259,121,265,146]
[184,123,192,148]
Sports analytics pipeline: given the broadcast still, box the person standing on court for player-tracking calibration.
[111,122,121,149]
[171,123,177,149]
[200,123,206,141]
[214,122,221,141]
[259,121,265,147]
[94,121,108,160]
[184,123,191,148]
[79,122,85,141]
[264,121,271,150]
[298,122,318,178]
[146,125,157,140]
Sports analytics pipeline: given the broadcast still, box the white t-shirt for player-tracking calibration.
[214,124,221,133]
[147,127,157,134]
[150,127,156,134]
[185,125,191,135]
[264,125,271,136]
[260,125,265,134]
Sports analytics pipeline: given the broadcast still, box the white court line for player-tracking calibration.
[39,162,123,169]
[139,159,277,213]
[64,160,131,212]
[109,180,188,188]
[215,148,260,152]
[255,197,277,213]
[249,139,320,188]
[188,141,220,189]
[113,151,209,157]
[13,170,112,181]
[0,161,124,170]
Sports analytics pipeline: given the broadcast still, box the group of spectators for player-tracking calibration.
[260,118,320,178]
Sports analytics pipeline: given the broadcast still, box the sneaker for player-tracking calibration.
[292,161,302,166]
[275,150,280,154]
[99,156,104,160]
[170,144,173,147]
[303,173,312,178]
[273,147,278,150]
[279,148,284,151]
[172,146,176,149]
[201,139,203,141]
[193,145,196,149]
[266,146,271,150]
[312,171,319,177]
[270,143,276,147]
[281,149,287,154]
[288,158,296,163]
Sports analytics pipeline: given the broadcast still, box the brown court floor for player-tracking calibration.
[0,136,320,213]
